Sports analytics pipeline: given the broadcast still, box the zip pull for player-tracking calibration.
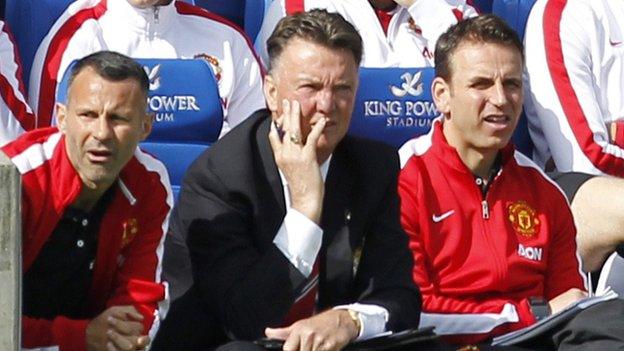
[481,200,490,219]
[154,6,160,22]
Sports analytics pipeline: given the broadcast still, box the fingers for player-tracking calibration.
[107,328,150,351]
[268,118,283,152]
[109,306,144,322]
[281,99,292,136]
[108,316,143,336]
[282,330,302,351]
[264,326,291,340]
[305,117,327,150]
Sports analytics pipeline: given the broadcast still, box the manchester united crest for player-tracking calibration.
[508,201,540,237]
[121,218,139,248]
[194,53,222,82]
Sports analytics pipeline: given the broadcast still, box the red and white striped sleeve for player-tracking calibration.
[28,0,107,129]
[524,0,624,176]
[0,20,36,146]
[106,148,173,341]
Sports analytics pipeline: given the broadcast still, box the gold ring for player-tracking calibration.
[289,132,301,145]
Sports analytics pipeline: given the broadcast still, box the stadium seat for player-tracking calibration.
[194,0,245,28]
[493,0,538,157]
[472,0,493,13]
[5,0,73,91]
[5,0,196,92]
[244,0,273,42]
[57,58,223,199]
[349,67,440,149]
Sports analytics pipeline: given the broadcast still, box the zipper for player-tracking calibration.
[481,200,490,219]
[154,6,160,23]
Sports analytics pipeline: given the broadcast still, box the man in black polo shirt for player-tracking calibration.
[1,51,172,351]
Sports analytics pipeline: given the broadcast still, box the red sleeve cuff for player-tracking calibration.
[52,316,89,351]
[613,121,624,147]
[517,298,538,328]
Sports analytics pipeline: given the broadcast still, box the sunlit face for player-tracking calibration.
[56,67,152,191]
[433,41,524,154]
[126,0,170,9]
[264,38,359,162]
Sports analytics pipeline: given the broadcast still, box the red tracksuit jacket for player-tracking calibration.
[398,121,586,344]
[2,128,172,351]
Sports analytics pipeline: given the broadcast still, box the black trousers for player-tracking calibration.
[214,340,530,351]
[154,295,624,351]
[515,299,624,351]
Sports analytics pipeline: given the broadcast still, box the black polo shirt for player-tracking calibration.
[23,187,115,319]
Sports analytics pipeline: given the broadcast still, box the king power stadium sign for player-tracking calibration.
[349,68,441,148]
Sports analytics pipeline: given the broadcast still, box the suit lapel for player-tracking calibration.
[256,116,286,217]
[320,140,357,306]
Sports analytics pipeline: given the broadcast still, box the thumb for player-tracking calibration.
[265,326,291,340]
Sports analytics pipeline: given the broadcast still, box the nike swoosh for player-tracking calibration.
[610,39,622,46]
[432,210,455,223]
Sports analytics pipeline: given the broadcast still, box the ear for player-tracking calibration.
[55,103,68,133]
[263,74,279,115]
[139,112,154,141]
[432,77,451,116]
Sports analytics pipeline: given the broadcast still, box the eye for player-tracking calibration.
[334,84,353,93]
[504,79,523,89]
[77,110,97,119]
[111,114,130,123]
[470,79,492,90]
[299,83,318,92]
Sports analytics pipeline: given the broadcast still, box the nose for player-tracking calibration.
[489,81,509,107]
[93,115,114,141]
[316,89,336,115]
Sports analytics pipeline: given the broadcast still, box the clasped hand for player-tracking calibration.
[86,305,149,351]
[265,309,359,351]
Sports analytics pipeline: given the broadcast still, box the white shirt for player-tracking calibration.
[255,0,478,68]
[0,20,35,146]
[28,0,265,137]
[524,0,624,176]
[272,156,389,339]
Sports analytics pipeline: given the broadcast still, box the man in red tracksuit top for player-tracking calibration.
[398,15,590,346]
[1,51,172,351]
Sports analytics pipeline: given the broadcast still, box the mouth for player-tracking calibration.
[87,149,114,164]
[483,115,512,131]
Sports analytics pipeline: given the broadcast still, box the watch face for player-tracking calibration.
[529,297,551,320]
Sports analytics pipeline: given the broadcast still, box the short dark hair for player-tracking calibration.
[435,14,524,81]
[68,50,149,97]
[266,9,363,71]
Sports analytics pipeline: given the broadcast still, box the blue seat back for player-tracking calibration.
[5,0,196,92]
[471,0,493,13]
[349,67,441,148]
[5,0,73,91]
[57,58,223,199]
[244,0,272,42]
[492,0,538,157]
[193,0,245,28]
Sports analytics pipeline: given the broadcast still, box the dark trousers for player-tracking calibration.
[154,295,624,351]
[516,299,624,351]
[215,340,531,351]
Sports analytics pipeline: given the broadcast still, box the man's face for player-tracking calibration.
[433,41,523,154]
[56,67,152,191]
[264,38,359,162]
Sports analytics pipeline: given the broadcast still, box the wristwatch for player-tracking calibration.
[347,309,362,335]
[529,296,551,321]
